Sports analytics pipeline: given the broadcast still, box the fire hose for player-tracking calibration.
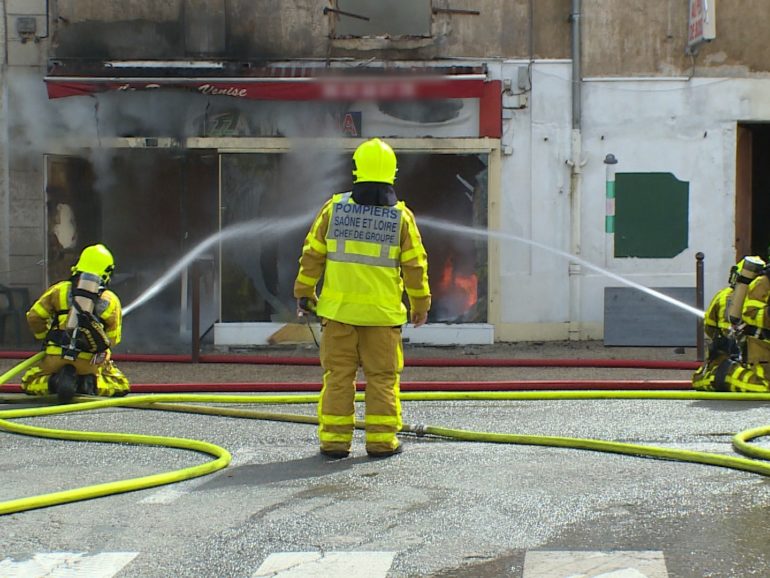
[2,353,770,516]
[0,349,701,369]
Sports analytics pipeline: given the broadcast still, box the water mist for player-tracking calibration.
[123,214,313,316]
[419,217,705,319]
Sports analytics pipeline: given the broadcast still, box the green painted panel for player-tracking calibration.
[614,172,689,258]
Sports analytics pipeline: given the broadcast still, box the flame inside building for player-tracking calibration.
[436,255,479,322]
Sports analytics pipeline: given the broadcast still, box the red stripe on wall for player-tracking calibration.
[478,80,502,138]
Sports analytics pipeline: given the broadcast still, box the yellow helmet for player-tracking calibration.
[352,138,397,184]
[72,244,115,284]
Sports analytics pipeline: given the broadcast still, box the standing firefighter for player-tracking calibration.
[22,244,130,402]
[294,138,431,458]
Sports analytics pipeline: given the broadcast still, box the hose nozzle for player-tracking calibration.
[297,297,317,317]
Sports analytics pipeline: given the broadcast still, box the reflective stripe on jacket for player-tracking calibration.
[704,286,733,339]
[26,280,123,358]
[295,192,430,326]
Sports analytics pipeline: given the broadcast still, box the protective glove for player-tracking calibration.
[410,310,428,328]
[297,296,317,317]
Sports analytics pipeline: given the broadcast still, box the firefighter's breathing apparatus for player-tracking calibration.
[727,256,767,325]
[62,272,109,362]
[57,244,115,363]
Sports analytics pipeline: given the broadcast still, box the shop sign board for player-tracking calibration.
[688,0,716,51]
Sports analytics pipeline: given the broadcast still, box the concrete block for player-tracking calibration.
[9,196,44,227]
[7,254,45,287]
[6,0,47,14]
[604,286,697,347]
[9,168,43,198]
[10,226,43,255]
[403,323,494,345]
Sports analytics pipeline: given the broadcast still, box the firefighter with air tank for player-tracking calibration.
[21,244,130,402]
[692,254,770,392]
[294,138,431,459]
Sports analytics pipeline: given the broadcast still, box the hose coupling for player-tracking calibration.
[412,423,427,437]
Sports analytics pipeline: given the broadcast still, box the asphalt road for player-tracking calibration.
[2,342,770,578]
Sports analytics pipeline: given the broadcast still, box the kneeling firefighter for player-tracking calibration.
[21,244,130,402]
[693,255,770,392]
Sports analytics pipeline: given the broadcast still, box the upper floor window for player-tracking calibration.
[331,0,431,38]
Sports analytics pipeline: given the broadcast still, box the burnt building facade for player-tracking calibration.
[2,1,770,350]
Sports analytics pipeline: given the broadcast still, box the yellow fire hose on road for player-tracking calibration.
[3,355,770,516]
[0,351,45,385]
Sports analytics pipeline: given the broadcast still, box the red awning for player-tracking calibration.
[45,75,488,101]
[43,62,501,137]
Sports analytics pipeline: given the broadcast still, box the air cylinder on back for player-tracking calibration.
[65,272,102,330]
[727,257,766,325]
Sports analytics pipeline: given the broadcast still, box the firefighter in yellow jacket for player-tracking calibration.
[702,259,752,359]
[22,244,130,402]
[294,138,431,459]
[693,256,770,392]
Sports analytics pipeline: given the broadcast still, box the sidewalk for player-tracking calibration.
[0,340,701,388]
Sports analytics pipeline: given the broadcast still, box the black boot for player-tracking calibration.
[77,374,98,396]
[49,364,78,403]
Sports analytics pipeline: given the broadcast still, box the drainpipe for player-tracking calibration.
[567,0,584,341]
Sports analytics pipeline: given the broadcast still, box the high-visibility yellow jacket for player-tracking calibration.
[294,192,431,326]
[704,286,732,339]
[26,280,122,360]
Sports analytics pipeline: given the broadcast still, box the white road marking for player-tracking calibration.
[0,552,138,577]
[139,446,259,504]
[523,550,668,578]
[253,551,396,578]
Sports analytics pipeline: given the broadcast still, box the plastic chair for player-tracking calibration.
[0,284,31,348]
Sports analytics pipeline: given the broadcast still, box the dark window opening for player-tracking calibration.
[219,151,488,324]
[747,124,770,259]
[332,0,432,38]
[46,151,219,353]
[44,148,488,355]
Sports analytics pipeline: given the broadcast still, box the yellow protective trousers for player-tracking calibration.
[318,319,403,454]
[692,354,770,393]
[21,354,130,397]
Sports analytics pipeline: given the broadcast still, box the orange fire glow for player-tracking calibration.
[437,256,478,315]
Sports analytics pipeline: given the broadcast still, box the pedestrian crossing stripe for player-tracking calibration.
[253,551,396,577]
[0,552,138,578]
[523,550,668,577]
[0,550,669,577]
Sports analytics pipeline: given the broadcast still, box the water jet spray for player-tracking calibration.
[420,217,705,319]
[123,214,313,316]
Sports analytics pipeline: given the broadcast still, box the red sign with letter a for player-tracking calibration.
[338,112,362,137]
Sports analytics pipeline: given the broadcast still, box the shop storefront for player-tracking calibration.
[41,61,502,349]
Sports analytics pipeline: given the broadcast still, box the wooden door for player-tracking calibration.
[735,125,753,261]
